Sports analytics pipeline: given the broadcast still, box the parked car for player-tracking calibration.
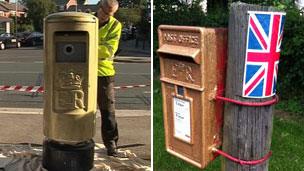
[0,33,21,50]
[16,31,31,42]
[21,32,43,46]
[121,26,137,41]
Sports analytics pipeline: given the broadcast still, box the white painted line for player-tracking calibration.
[0,61,43,64]
[0,108,151,117]
[0,71,41,74]
[0,61,15,64]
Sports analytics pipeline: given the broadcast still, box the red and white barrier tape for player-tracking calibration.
[0,84,150,93]
[0,85,44,93]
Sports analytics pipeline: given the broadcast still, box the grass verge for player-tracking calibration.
[153,79,304,170]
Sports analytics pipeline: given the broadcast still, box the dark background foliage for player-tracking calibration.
[17,0,149,35]
[23,0,57,32]
[154,0,304,111]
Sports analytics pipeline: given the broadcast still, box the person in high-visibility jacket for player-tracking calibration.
[96,0,122,157]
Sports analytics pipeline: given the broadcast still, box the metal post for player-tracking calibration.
[15,0,17,34]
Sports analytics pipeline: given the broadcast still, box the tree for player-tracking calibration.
[137,0,150,34]
[77,0,87,5]
[119,0,141,8]
[10,15,33,32]
[115,0,149,26]
[207,0,228,11]
[24,0,56,32]
[115,8,142,26]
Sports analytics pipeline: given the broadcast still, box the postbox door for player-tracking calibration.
[161,80,204,166]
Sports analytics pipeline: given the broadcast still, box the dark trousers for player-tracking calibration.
[97,76,118,150]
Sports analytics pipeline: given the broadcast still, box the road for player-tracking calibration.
[0,44,151,161]
[0,46,151,110]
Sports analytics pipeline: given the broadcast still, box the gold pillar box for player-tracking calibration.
[44,12,98,143]
[157,25,227,168]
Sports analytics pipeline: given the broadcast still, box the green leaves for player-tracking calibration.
[278,6,304,99]
[116,8,142,26]
[24,0,56,32]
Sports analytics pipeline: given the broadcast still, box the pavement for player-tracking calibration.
[0,108,151,161]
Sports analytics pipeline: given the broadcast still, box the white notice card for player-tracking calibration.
[173,97,191,143]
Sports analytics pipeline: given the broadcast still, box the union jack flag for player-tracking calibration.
[242,11,286,98]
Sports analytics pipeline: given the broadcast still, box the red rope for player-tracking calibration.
[212,148,272,165]
[215,95,278,106]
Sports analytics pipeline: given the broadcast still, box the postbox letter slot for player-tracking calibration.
[157,44,201,64]
[55,31,88,63]
[177,86,184,96]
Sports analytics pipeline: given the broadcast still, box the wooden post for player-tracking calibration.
[222,2,280,171]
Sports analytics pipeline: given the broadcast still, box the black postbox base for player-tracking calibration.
[42,139,95,171]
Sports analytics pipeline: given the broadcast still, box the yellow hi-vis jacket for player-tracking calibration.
[98,16,122,76]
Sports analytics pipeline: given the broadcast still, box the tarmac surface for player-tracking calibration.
[0,39,151,110]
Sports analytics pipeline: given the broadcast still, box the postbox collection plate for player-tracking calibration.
[173,96,192,144]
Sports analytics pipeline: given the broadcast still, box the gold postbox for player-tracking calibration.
[44,12,98,143]
[158,25,227,168]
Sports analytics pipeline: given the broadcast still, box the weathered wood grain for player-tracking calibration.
[222,2,278,171]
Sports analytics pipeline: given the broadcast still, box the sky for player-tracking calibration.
[88,0,99,4]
